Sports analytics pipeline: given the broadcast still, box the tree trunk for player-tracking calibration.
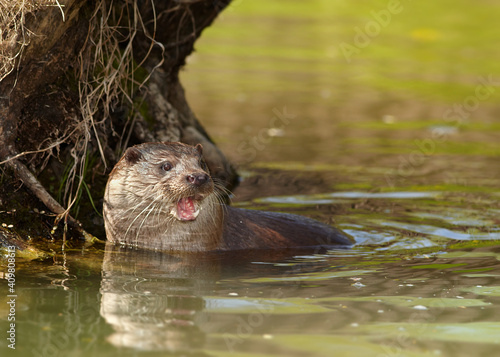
[0,0,235,252]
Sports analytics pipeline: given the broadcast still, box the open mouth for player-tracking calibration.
[171,197,201,221]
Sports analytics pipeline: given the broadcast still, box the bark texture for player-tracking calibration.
[0,0,235,248]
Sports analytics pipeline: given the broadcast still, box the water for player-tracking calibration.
[2,0,500,356]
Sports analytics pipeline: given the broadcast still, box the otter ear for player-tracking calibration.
[124,147,143,164]
[195,143,203,155]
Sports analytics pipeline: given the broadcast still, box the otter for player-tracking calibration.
[103,142,353,252]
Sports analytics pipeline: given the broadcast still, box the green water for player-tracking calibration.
[2,0,500,356]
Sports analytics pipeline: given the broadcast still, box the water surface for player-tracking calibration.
[2,0,500,356]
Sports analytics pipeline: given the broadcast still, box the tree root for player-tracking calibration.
[5,156,93,240]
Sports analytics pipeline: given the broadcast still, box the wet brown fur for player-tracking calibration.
[103,142,353,252]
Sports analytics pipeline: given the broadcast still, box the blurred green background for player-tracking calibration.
[181,0,499,182]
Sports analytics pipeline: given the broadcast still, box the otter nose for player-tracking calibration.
[186,173,210,186]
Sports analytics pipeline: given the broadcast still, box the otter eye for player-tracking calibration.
[161,162,173,172]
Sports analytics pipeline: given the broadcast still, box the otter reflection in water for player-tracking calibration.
[100,244,211,352]
[99,243,340,353]
[103,142,353,252]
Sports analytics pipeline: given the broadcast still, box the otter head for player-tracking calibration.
[103,142,225,251]
[121,142,214,221]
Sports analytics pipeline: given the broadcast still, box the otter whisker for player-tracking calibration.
[135,201,163,245]
[211,189,228,221]
[119,190,161,216]
[123,194,164,240]
[213,177,232,195]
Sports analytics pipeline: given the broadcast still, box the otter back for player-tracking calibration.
[221,206,353,250]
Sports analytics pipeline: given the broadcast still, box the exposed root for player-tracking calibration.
[6,157,84,232]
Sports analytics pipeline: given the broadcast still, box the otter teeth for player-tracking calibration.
[173,197,200,221]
